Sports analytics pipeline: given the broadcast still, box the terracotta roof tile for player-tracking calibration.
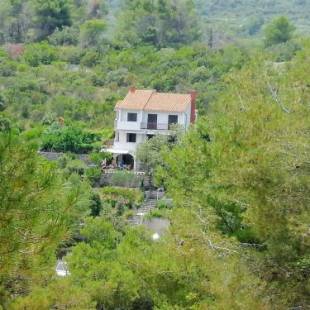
[115,90,155,110]
[145,93,191,112]
[115,89,191,112]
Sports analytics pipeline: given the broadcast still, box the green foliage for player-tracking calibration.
[0,42,249,133]
[136,135,169,174]
[264,16,296,47]
[11,278,96,309]
[60,210,267,309]
[110,171,143,188]
[100,186,144,209]
[266,40,301,62]
[0,0,309,308]
[33,0,71,40]
[64,159,87,176]
[0,116,11,132]
[80,19,106,48]
[89,192,102,217]
[80,49,101,67]
[196,0,310,38]
[0,129,92,306]
[48,26,79,46]
[136,131,183,178]
[158,42,310,307]
[85,166,102,186]
[23,42,57,67]
[115,0,201,47]
[0,93,7,111]
[41,123,101,153]
[89,151,112,166]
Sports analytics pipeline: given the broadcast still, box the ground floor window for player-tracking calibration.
[147,134,155,140]
[127,133,136,143]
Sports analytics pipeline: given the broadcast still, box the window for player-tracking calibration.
[147,134,155,140]
[168,115,178,125]
[127,113,137,122]
[127,133,136,143]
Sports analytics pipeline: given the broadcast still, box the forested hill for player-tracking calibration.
[1,0,310,45]
[195,0,310,36]
[0,0,309,309]
[108,0,310,38]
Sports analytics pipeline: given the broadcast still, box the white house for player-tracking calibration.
[105,87,197,171]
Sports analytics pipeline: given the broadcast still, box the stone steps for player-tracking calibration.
[128,199,158,226]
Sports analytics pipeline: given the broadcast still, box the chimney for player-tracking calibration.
[190,90,197,123]
[129,86,136,93]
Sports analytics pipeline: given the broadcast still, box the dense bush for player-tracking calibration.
[85,167,102,186]
[110,171,143,188]
[100,186,144,214]
[41,123,101,153]
[23,42,58,67]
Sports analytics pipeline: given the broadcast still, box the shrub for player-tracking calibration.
[89,192,102,217]
[49,26,79,46]
[0,60,17,76]
[80,50,101,67]
[267,41,301,62]
[264,16,295,47]
[100,187,144,209]
[89,151,112,165]
[58,46,84,64]
[23,42,57,67]
[64,159,87,176]
[79,19,106,48]
[146,209,164,219]
[110,171,143,188]
[85,167,102,186]
[41,123,101,153]
[156,199,173,210]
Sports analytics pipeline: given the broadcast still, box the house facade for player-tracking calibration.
[105,88,197,171]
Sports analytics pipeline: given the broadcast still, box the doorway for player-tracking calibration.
[147,114,157,129]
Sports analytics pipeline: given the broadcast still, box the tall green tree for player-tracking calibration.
[0,128,92,307]
[79,19,106,48]
[33,0,71,40]
[115,0,201,47]
[158,41,310,307]
[0,0,32,43]
[264,16,295,47]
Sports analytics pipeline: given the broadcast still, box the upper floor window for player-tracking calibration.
[168,115,178,125]
[127,113,137,122]
[127,133,136,143]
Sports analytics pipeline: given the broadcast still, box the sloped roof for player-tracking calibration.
[115,89,191,113]
[115,90,155,110]
[146,92,191,112]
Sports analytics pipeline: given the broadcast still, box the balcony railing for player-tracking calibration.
[140,122,170,130]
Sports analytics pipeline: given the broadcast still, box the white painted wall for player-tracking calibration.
[116,109,142,131]
[113,108,192,160]
[116,108,191,131]
[113,131,147,152]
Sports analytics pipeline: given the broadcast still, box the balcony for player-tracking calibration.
[140,122,169,130]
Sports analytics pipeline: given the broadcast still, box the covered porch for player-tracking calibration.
[103,148,136,171]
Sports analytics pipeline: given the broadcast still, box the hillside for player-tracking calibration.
[197,0,310,37]
[0,1,309,309]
